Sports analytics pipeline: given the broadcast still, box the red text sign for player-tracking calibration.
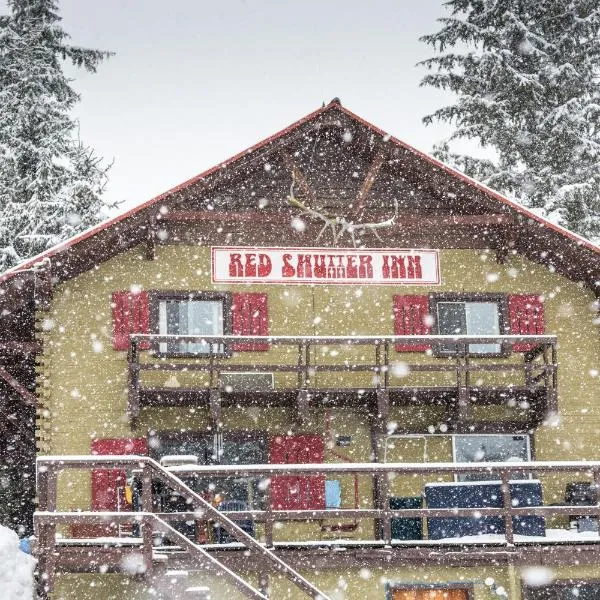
[212,247,440,285]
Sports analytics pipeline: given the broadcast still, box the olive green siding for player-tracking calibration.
[38,244,600,592]
[54,565,588,599]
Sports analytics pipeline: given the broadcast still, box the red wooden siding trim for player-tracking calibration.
[111,291,149,351]
[269,435,325,510]
[91,437,148,511]
[509,294,545,352]
[232,293,269,351]
[393,295,432,352]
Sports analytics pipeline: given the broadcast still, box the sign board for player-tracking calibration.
[211,247,440,285]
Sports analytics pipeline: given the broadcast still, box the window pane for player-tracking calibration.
[454,435,530,481]
[437,302,467,354]
[465,302,500,354]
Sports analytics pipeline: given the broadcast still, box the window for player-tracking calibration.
[151,431,267,509]
[453,434,530,481]
[524,583,600,599]
[389,587,470,600]
[432,294,507,355]
[151,292,231,355]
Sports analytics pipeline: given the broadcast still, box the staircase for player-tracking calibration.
[34,455,331,600]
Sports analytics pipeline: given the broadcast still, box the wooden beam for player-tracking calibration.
[161,210,514,227]
[353,147,386,217]
[0,366,36,406]
[145,215,157,261]
[280,152,318,205]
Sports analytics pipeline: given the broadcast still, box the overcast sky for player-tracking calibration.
[22,1,459,210]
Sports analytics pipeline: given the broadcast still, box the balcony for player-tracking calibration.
[35,456,600,599]
[127,334,557,431]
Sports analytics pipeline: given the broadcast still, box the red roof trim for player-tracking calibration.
[1,101,598,285]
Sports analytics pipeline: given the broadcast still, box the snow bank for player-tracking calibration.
[0,526,35,599]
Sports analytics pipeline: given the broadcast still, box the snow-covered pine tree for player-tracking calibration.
[420,0,600,241]
[0,0,115,270]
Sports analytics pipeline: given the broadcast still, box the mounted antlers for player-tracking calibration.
[287,173,398,246]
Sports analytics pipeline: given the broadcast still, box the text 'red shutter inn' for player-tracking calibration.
[232,292,269,351]
[111,291,149,351]
[509,294,545,352]
[393,295,432,352]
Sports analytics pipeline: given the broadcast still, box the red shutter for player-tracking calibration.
[269,435,324,510]
[509,294,545,352]
[111,291,149,351]
[232,293,269,351]
[91,437,148,511]
[393,295,431,352]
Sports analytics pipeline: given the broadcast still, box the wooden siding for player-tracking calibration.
[37,244,599,540]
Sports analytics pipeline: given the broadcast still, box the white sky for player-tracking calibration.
[11,0,461,210]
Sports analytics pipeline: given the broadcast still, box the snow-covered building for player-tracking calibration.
[1,100,600,599]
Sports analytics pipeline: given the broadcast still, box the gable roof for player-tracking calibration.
[1,99,599,299]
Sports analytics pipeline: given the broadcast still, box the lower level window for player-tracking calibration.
[152,431,267,509]
[454,434,530,481]
[525,583,600,599]
[390,587,470,600]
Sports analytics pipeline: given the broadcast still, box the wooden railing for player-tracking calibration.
[127,334,557,419]
[35,457,600,583]
[35,456,330,599]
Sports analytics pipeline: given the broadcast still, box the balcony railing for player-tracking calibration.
[127,334,557,421]
[35,455,600,594]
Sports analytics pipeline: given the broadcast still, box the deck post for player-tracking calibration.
[500,470,514,545]
[127,339,140,420]
[141,463,154,577]
[209,388,222,430]
[265,481,274,548]
[35,465,57,598]
[296,389,310,427]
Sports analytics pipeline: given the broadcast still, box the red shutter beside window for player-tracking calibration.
[509,294,545,352]
[232,293,269,351]
[393,295,431,352]
[269,435,325,510]
[91,437,148,511]
[111,291,149,351]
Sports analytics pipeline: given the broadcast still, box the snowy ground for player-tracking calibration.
[0,526,35,599]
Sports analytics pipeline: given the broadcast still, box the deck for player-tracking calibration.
[127,334,557,431]
[35,456,600,598]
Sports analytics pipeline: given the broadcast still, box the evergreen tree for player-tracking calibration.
[420,0,600,241]
[0,0,115,270]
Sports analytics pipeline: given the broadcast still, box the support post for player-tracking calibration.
[35,465,57,598]
[209,388,222,430]
[500,470,514,546]
[296,389,310,427]
[141,463,154,577]
[127,340,140,420]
